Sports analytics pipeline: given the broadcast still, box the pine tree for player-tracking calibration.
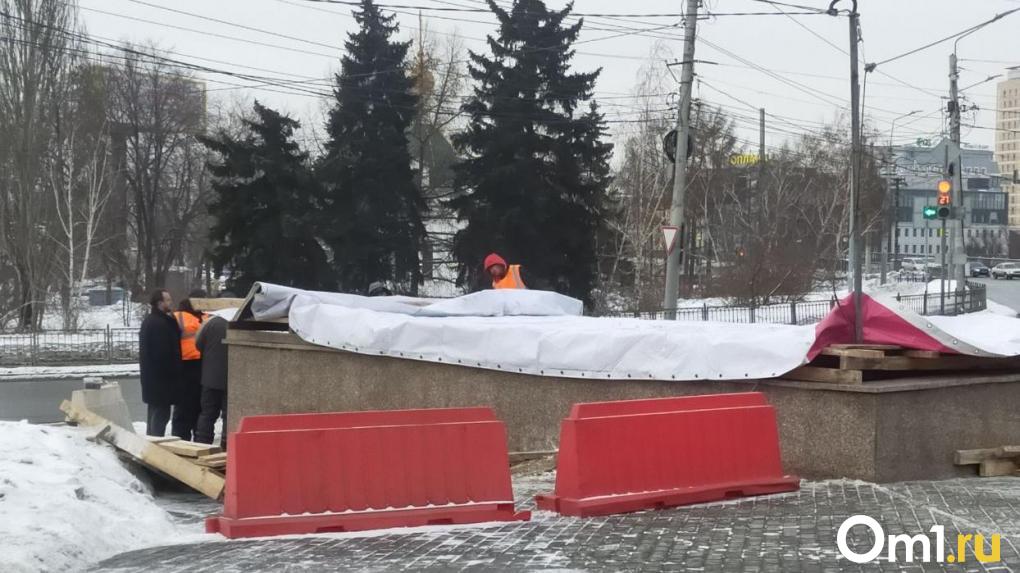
[450,0,612,305]
[319,0,424,294]
[201,101,334,295]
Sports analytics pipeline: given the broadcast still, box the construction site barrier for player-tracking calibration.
[206,407,530,538]
[535,392,799,517]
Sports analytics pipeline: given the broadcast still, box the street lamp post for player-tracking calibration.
[882,110,923,284]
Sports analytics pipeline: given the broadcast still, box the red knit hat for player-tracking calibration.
[484,253,507,271]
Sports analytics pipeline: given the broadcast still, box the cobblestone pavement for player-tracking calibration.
[93,475,1020,572]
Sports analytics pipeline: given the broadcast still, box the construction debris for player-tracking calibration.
[61,400,225,500]
[785,344,1020,385]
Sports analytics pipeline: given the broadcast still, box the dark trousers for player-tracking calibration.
[146,404,171,437]
[195,387,227,450]
[172,360,203,441]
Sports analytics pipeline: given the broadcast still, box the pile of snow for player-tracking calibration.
[0,421,183,572]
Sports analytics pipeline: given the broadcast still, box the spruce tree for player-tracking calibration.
[201,101,334,295]
[319,0,424,293]
[450,0,612,305]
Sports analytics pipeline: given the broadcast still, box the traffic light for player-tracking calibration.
[935,179,951,219]
[936,179,951,206]
[922,205,938,220]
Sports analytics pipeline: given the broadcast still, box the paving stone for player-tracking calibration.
[91,475,1020,572]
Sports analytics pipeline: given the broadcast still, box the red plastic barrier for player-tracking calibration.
[206,407,530,538]
[535,392,799,517]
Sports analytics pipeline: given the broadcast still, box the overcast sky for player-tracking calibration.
[78,0,1020,162]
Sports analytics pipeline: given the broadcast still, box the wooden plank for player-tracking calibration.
[61,401,225,500]
[901,349,944,359]
[840,354,1020,372]
[996,446,1020,458]
[828,344,902,351]
[508,450,557,464]
[145,436,181,444]
[195,453,227,469]
[821,347,888,359]
[980,459,1017,477]
[955,448,1001,465]
[160,441,222,458]
[781,365,863,385]
[189,298,244,312]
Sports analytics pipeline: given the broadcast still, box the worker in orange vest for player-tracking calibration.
[484,253,527,289]
[171,289,208,441]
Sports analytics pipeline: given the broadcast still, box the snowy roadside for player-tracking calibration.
[0,421,208,573]
[0,364,139,383]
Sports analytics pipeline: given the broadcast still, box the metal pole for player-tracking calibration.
[948,52,967,298]
[759,107,766,193]
[847,7,864,341]
[940,218,947,315]
[880,177,890,284]
[662,0,700,319]
[893,178,901,269]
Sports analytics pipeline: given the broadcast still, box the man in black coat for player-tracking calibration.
[194,313,228,449]
[139,289,181,436]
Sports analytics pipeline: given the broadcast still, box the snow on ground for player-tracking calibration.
[40,303,144,331]
[0,364,139,382]
[986,300,1019,317]
[0,421,189,573]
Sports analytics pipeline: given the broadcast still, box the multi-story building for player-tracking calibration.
[995,67,1020,255]
[888,138,1008,259]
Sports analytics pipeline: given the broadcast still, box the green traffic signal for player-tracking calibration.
[922,205,938,220]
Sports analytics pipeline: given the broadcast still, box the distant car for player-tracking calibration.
[969,262,990,277]
[900,258,927,271]
[992,262,1020,280]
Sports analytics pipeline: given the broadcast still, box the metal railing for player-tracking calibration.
[601,298,840,325]
[600,281,987,325]
[893,281,987,316]
[0,326,138,367]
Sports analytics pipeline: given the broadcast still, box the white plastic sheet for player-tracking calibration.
[250,283,816,381]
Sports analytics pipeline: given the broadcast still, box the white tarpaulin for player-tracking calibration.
[248,282,815,381]
[244,283,1020,381]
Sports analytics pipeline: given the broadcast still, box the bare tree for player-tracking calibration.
[0,0,81,329]
[410,19,465,293]
[106,45,209,296]
[602,45,677,309]
[46,110,114,329]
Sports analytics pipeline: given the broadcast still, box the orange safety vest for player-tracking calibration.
[174,311,205,361]
[492,264,526,289]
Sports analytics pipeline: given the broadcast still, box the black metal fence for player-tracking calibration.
[601,299,840,325]
[600,281,987,325]
[0,327,138,367]
[893,281,987,316]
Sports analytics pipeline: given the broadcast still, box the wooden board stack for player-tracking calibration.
[955,446,1020,477]
[61,400,226,500]
[784,344,1020,385]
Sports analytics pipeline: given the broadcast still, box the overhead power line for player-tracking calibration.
[122,0,341,51]
[867,7,1020,70]
[294,0,826,17]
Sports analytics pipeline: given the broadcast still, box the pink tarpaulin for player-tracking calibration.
[809,293,1018,359]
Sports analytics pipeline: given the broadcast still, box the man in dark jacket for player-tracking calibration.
[139,289,181,437]
[194,312,229,449]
